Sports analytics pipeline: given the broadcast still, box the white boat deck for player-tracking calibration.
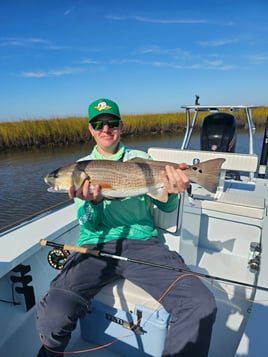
[1,145,268,357]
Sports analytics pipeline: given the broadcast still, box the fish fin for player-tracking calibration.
[125,157,178,169]
[99,183,113,189]
[188,158,225,193]
[89,182,114,190]
[47,187,69,193]
[147,188,169,202]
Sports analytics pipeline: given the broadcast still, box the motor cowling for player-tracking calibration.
[200,112,237,153]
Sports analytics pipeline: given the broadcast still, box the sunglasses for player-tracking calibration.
[91,119,121,131]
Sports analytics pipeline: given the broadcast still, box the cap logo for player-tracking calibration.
[94,101,112,112]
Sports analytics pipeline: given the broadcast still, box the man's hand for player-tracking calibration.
[161,163,190,194]
[68,180,104,204]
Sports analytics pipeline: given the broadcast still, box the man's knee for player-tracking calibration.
[169,277,217,324]
[36,288,88,348]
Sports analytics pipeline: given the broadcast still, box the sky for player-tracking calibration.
[1,0,268,122]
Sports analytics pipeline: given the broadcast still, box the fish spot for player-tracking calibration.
[192,166,202,174]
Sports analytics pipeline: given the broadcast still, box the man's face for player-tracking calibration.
[89,114,122,154]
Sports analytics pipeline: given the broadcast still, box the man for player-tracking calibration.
[36,98,217,357]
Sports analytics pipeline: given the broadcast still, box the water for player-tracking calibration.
[0,131,266,231]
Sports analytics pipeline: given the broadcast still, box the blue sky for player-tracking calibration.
[1,0,268,121]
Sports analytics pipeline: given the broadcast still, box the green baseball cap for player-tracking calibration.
[88,98,121,122]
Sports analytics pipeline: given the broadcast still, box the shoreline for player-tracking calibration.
[1,108,268,151]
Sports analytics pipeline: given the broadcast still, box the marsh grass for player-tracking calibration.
[1,107,268,151]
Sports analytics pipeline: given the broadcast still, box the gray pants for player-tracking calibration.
[36,238,217,356]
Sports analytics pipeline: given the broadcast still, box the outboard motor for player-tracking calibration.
[200,112,236,153]
[201,112,240,180]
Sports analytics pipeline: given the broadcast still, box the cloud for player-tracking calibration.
[21,67,84,78]
[135,45,191,59]
[248,54,268,64]
[91,57,236,71]
[79,59,103,65]
[106,15,235,28]
[106,15,208,24]
[0,37,51,47]
[202,60,237,70]
[0,37,69,50]
[63,7,74,16]
[199,38,240,47]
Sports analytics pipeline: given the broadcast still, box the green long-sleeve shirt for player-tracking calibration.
[75,143,179,246]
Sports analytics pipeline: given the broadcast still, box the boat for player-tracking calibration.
[1,101,268,357]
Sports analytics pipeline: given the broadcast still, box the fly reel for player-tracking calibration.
[47,248,70,270]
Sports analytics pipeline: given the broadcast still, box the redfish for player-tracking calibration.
[44,158,225,202]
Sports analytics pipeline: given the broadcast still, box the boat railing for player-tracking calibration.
[180,105,257,155]
[0,199,72,235]
[0,202,78,279]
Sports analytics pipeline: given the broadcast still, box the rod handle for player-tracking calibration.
[39,239,100,256]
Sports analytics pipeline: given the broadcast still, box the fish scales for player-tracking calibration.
[76,160,164,195]
[44,158,225,202]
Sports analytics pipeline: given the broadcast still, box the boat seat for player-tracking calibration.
[148,148,258,174]
[94,278,161,313]
[148,147,260,197]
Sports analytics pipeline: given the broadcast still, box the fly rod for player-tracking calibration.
[40,239,268,292]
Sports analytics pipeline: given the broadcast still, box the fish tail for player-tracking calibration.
[188,158,225,193]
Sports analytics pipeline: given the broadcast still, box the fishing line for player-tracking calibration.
[39,239,268,355]
[39,269,196,355]
[40,239,268,292]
